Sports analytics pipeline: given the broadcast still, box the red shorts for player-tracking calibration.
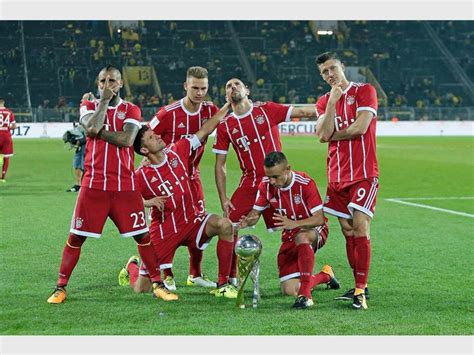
[190,176,206,214]
[278,223,329,282]
[324,177,379,219]
[140,213,212,275]
[0,133,14,156]
[228,185,277,231]
[70,187,149,238]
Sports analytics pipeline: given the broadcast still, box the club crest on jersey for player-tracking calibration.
[170,158,179,168]
[255,115,265,125]
[74,217,84,229]
[346,96,355,105]
[117,111,126,120]
[293,194,302,205]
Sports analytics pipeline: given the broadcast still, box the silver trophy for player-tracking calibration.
[235,234,262,308]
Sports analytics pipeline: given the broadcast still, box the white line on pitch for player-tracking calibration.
[385,199,474,218]
[388,197,474,201]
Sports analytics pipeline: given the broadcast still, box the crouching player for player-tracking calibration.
[239,152,340,309]
[119,102,239,300]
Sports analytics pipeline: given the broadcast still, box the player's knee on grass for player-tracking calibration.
[295,230,316,246]
[133,275,152,293]
[281,279,299,296]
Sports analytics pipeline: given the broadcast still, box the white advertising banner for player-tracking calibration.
[10,121,474,139]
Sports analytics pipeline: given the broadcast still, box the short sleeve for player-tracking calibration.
[356,84,378,117]
[304,178,324,215]
[263,102,292,125]
[79,100,95,120]
[212,122,230,155]
[173,138,193,162]
[149,107,168,134]
[253,181,270,211]
[123,104,142,127]
[315,95,328,119]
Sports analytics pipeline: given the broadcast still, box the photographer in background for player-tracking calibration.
[63,121,86,192]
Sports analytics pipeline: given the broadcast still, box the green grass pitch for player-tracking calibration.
[0,136,472,335]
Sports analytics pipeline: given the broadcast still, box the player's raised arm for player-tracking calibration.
[195,102,231,142]
[81,75,120,137]
[290,105,317,119]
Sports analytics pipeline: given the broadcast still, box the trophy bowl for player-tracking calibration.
[235,234,262,258]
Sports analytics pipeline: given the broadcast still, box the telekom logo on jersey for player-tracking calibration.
[236,135,251,151]
[157,180,174,197]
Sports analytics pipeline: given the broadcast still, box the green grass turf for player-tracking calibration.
[0,136,473,335]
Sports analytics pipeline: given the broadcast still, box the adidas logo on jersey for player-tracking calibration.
[232,128,239,134]
[178,122,186,128]
[151,176,159,183]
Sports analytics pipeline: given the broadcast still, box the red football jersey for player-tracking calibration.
[212,101,292,188]
[79,99,142,191]
[135,137,202,240]
[149,99,218,179]
[253,171,324,242]
[0,107,15,135]
[316,82,379,183]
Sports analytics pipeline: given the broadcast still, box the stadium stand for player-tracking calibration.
[3,20,473,121]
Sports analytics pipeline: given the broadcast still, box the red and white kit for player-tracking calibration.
[70,99,148,238]
[253,171,329,281]
[149,99,218,213]
[0,107,15,156]
[135,136,213,273]
[213,101,293,226]
[316,82,379,218]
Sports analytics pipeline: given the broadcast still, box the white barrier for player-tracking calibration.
[10,121,474,139]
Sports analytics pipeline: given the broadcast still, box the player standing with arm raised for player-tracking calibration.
[213,78,317,286]
[47,65,169,304]
[239,152,340,309]
[147,66,219,290]
[315,52,379,310]
[0,98,17,182]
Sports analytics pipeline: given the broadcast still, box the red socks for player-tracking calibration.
[344,235,356,276]
[216,239,233,285]
[127,262,139,286]
[310,272,331,288]
[1,157,10,179]
[229,234,238,278]
[57,234,86,287]
[135,233,162,283]
[188,245,203,277]
[353,236,371,289]
[297,243,314,298]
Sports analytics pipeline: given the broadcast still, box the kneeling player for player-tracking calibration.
[119,102,239,299]
[239,152,340,309]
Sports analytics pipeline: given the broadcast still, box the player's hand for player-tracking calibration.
[328,83,343,105]
[139,157,151,168]
[101,76,120,102]
[149,196,167,211]
[221,198,236,217]
[273,213,298,230]
[238,215,249,229]
[81,92,95,103]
